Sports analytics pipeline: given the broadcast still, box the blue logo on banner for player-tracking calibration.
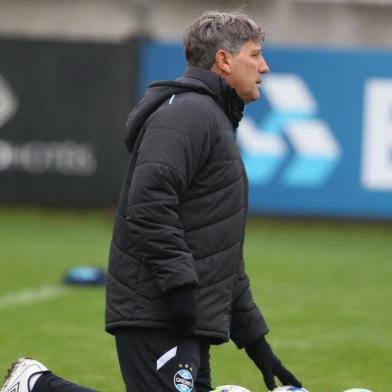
[239,74,341,187]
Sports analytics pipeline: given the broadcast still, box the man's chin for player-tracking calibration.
[247,91,261,103]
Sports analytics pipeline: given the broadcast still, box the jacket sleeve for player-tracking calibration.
[230,258,269,349]
[125,102,210,294]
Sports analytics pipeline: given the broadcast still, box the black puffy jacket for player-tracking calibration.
[105,67,268,347]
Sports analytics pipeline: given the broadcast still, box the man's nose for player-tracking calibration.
[259,56,269,74]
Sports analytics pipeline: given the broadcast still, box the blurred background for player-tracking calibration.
[0,1,391,391]
[1,0,392,217]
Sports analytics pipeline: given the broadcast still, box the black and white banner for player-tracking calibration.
[0,37,138,205]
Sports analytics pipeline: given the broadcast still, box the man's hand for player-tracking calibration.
[167,285,197,336]
[245,335,303,391]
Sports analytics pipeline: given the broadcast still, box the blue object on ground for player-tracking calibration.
[63,266,106,286]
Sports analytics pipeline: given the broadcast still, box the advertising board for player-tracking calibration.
[140,41,392,219]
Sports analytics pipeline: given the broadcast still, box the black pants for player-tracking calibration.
[33,328,212,392]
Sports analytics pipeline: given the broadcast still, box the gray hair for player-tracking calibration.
[183,10,265,69]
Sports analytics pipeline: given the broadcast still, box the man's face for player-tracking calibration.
[224,40,269,104]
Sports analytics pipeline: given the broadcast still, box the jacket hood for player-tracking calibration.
[124,67,244,153]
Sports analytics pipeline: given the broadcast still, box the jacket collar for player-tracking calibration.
[124,67,245,153]
[179,67,245,129]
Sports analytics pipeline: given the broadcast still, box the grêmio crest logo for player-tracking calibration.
[173,368,193,392]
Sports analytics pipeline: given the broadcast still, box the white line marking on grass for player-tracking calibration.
[0,285,70,309]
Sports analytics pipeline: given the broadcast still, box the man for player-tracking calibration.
[1,10,304,392]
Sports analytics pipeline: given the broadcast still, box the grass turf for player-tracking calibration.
[0,207,390,391]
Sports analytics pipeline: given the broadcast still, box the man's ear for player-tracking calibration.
[213,49,232,75]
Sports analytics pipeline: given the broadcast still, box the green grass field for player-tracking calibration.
[0,207,391,392]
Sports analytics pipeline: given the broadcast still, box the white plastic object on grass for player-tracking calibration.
[272,387,309,392]
[211,386,251,392]
[342,389,374,392]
